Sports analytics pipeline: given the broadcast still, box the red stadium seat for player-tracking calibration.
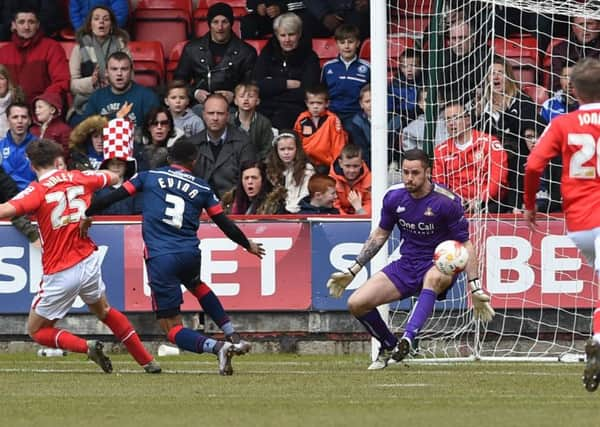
[312,37,338,67]
[129,41,165,87]
[133,0,192,60]
[542,37,567,89]
[395,0,432,15]
[60,41,77,60]
[244,38,269,55]
[492,36,539,85]
[166,40,189,82]
[523,83,549,106]
[388,17,429,36]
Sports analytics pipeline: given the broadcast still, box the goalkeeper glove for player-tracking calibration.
[327,262,362,298]
[468,278,495,322]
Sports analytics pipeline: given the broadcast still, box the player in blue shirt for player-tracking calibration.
[86,140,265,375]
[327,149,494,369]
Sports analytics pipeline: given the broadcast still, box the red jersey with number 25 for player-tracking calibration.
[524,103,600,232]
[8,169,110,274]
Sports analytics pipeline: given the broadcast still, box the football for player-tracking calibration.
[433,240,469,276]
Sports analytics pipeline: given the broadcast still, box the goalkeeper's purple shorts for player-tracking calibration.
[381,257,459,301]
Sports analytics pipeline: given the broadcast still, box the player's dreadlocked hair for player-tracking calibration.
[169,140,199,166]
[26,139,64,169]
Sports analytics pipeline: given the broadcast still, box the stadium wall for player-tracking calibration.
[0,217,594,354]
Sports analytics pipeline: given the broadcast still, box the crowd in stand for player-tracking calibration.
[0,0,599,237]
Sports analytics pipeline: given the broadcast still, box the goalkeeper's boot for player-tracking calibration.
[217,341,235,376]
[226,333,252,355]
[143,359,162,374]
[367,346,394,370]
[390,336,412,363]
[87,340,113,373]
[583,339,600,392]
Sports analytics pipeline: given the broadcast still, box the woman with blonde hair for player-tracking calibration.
[0,65,25,137]
[480,55,539,212]
[68,5,130,126]
[265,130,315,213]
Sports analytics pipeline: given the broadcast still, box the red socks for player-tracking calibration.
[594,307,600,335]
[32,327,88,353]
[103,308,153,366]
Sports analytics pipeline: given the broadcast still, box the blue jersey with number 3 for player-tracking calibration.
[124,165,223,258]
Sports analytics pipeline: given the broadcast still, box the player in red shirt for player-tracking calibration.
[433,102,508,213]
[524,57,600,392]
[0,139,160,374]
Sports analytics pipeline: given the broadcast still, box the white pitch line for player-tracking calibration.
[375,383,429,387]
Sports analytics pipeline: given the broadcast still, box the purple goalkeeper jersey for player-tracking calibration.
[379,182,469,298]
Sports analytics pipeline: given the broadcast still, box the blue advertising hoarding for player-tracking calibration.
[0,223,125,313]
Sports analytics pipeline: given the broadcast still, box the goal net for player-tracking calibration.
[380,0,599,361]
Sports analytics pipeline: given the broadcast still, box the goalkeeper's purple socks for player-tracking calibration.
[403,289,437,341]
[356,310,398,350]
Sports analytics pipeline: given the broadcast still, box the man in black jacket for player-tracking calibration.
[174,2,257,111]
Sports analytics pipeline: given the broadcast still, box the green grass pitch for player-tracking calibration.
[0,352,598,427]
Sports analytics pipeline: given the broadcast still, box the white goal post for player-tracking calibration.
[370,0,598,362]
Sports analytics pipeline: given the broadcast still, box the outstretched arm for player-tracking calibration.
[356,226,392,267]
[85,187,131,217]
[0,202,17,220]
[211,212,265,258]
[327,226,391,298]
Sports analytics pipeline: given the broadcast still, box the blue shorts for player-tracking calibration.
[381,257,458,300]
[145,251,200,318]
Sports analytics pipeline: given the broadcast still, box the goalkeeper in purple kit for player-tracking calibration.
[327,149,494,369]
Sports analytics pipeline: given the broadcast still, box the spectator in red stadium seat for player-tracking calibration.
[0,1,67,41]
[68,5,130,126]
[134,106,183,172]
[188,94,256,198]
[174,2,257,113]
[0,64,25,138]
[67,114,107,171]
[30,92,72,159]
[220,160,287,214]
[435,19,491,107]
[265,130,315,213]
[551,16,600,92]
[433,102,508,214]
[252,12,320,130]
[0,6,70,105]
[478,56,539,213]
[69,0,129,32]
[303,0,369,40]
[241,1,320,40]
[241,1,287,39]
[82,51,160,127]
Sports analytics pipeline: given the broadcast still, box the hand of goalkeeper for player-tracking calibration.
[326,262,362,298]
[468,278,495,322]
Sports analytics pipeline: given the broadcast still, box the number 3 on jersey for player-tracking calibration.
[163,193,185,228]
[569,133,600,178]
[45,186,87,229]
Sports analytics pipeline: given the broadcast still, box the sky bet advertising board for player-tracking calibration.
[0,217,596,313]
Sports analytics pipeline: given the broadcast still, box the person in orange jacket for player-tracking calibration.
[329,142,371,215]
[294,84,347,173]
[433,102,508,214]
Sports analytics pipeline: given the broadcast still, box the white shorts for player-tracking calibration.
[31,251,106,320]
[568,226,600,273]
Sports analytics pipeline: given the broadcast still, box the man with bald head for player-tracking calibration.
[188,94,256,197]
